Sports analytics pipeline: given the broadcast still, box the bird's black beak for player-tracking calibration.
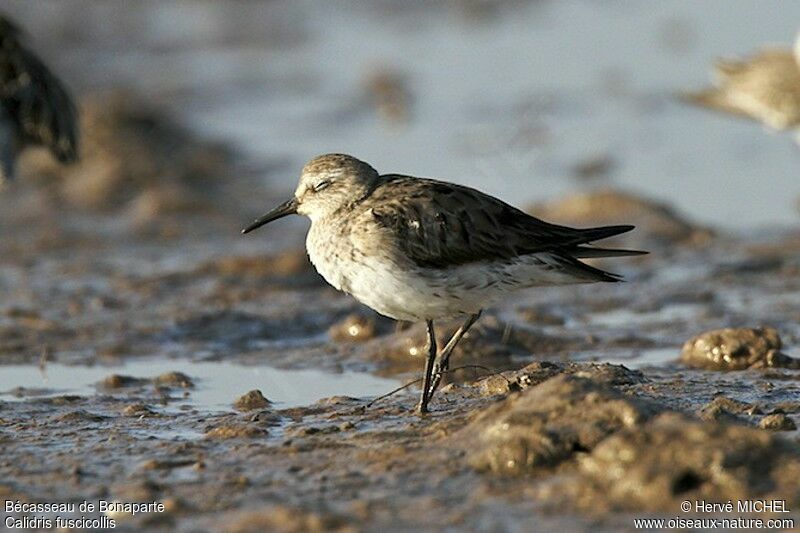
[241,197,299,234]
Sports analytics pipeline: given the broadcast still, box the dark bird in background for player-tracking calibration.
[0,14,78,185]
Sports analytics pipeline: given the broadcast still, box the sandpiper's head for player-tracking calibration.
[242,153,380,233]
[294,154,380,220]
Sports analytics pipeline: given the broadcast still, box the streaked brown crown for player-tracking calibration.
[301,154,377,181]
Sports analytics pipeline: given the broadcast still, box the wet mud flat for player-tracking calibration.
[2,155,800,531]
[2,347,800,532]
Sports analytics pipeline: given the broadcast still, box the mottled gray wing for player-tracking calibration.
[0,16,78,162]
[369,175,636,269]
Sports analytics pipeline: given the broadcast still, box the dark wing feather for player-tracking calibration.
[0,16,79,162]
[369,175,643,272]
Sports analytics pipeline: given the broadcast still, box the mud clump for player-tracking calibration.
[234,390,272,411]
[20,90,234,217]
[100,372,193,390]
[153,371,194,388]
[102,374,149,389]
[121,403,157,417]
[204,424,266,440]
[543,412,800,514]
[681,326,800,370]
[759,413,797,431]
[475,360,645,398]
[51,410,108,423]
[699,395,761,422]
[517,360,645,388]
[465,375,660,474]
[529,189,713,247]
[477,374,517,396]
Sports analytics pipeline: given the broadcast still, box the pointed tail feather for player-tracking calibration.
[571,246,648,259]
[569,224,635,245]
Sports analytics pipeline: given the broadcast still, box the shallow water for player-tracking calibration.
[585,303,704,329]
[0,359,400,411]
[589,346,680,368]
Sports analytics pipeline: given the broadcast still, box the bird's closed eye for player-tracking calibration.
[313,180,331,192]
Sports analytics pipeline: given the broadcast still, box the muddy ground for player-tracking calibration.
[0,93,798,532]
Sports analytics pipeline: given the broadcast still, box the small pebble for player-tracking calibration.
[234,389,271,411]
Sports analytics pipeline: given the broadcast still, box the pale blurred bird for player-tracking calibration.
[0,14,78,186]
[243,154,646,413]
[684,32,800,143]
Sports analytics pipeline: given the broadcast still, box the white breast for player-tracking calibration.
[306,221,426,321]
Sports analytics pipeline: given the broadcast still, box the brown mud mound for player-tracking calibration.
[153,371,194,388]
[529,189,713,248]
[476,360,646,397]
[465,375,661,474]
[759,412,797,431]
[234,389,272,411]
[681,326,800,370]
[204,424,267,440]
[100,374,150,389]
[99,371,193,396]
[540,412,800,514]
[699,394,761,422]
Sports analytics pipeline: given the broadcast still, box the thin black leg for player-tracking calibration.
[428,311,482,398]
[416,320,437,414]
